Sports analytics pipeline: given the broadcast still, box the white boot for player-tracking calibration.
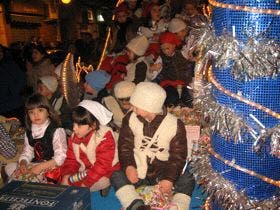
[5,162,17,177]
[169,193,191,210]
[115,185,142,209]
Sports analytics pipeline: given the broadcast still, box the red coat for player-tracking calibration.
[60,129,120,187]
[100,54,130,90]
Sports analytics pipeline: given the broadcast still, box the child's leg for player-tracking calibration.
[110,170,145,210]
[169,170,195,210]
[5,162,18,177]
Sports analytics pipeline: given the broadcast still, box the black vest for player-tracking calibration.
[26,123,58,162]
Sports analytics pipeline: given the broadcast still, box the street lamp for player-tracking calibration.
[61,0,72,4]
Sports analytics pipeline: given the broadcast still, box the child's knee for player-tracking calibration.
[5,162,18,177]
[110,170,130,190]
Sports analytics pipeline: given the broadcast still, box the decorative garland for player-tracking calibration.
[189,137,280,209]
[208,146,280,187]
[208,66,280,120]
[194,25,280,81]
[194,82,280,157]
[209,0,280,16]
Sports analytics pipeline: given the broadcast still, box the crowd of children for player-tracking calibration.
[0,0,208,209]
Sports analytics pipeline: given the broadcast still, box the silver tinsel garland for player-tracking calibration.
[189,143,280,209]
[194,83,280,157]
[193,25,280,81]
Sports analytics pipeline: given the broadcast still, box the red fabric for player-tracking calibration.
[99,56,114,73]
[159,32,181,46]
[142,2,158,18]
[105,54,130,90]
[145,43,160,61]
[114,2,129,15]
[60,130,120,188]
[159,80,185,88]
[45,167,62,184]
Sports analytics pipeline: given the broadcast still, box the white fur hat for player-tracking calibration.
[130,82,166,113]
[78,100,113,125]
[126,35,149,56]
[114,81,136,99]
[168,18,187,33]
[40,76,58,93]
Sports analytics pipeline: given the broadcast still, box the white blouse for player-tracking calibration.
[19,119,67,166]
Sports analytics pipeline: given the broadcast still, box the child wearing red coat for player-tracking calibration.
[60,100,120,192]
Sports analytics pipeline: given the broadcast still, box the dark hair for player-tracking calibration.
[32,44,47,56]
[25,94,61,130]
[72,106,100,130]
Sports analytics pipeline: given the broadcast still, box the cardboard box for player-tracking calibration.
[0,181,91,210]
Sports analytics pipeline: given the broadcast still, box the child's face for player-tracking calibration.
[184,4,198,16]
[132,106,156,122]
[73,123,93,138]
[116,11,128,23]
[176,29,188,41]
[37,83,52,98]
[117,97,131,110]
[150,5,161,22]
[161,43,176,57]
[32,49,44,63]
[83,82,97,95]
[28,107,49,125]
[126,49,136,61]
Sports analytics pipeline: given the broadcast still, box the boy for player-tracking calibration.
[111,82,194,210]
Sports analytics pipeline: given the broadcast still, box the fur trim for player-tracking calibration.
[115,185,142,208]
[169,193,191,210]
[103,96,124,127]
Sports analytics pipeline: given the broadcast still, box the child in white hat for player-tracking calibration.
[124,35,150,84]
[103,81,136,130]
[59,100,120,194]
[110,82,195,210]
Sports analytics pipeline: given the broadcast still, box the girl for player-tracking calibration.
[124,35,150,84]
[59,100,120,193]
[5,94,67,183]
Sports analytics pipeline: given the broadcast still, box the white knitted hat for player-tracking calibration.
[130,82,166,113]
[114,81,136,99]
[126,35,149,56]
[78,100,113,125]
[168,18,187,33]
[40,76,58,93]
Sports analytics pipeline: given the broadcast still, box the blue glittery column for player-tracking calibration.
[210,0,280,201]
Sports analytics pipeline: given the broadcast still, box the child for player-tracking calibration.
[148,32,195,107]
[59,100,120,193]
[83,70,111,102]
[37,76,72,130]
[124,35,150,84]
[110,82,195,210]
[5,94,67,183]
[103,81,136,130]
[168,18,188,42]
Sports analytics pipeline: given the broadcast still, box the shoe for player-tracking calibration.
[100,186,110,197]
[136,205,151,210]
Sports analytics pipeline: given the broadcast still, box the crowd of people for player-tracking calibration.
[0,0,208,209]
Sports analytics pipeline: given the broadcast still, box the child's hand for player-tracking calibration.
[30,164,43,175]
[61,175,70,185]
[150,63,161,72]
[159,179,173,195]
[18,160,28,175]
[125,166,139,184]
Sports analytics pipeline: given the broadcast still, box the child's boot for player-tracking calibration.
[169,193,191,210]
